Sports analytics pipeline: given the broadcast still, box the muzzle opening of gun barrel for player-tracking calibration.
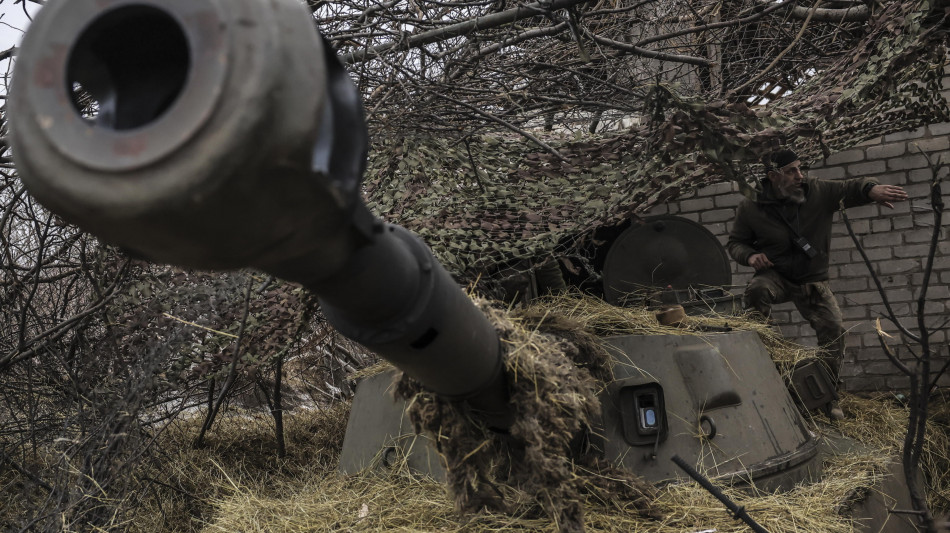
[66,5,190,132]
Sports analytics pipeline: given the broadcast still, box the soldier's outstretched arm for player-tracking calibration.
[866,184,908,209]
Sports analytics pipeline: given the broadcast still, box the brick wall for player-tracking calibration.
[646,125,950,392]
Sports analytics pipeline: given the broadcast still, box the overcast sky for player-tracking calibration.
[0,1,40,46]
[0,1,41,93]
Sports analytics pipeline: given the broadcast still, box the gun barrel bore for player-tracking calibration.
[68,5,191,131]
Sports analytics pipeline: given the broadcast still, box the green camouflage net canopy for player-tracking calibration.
[358,0,949,279]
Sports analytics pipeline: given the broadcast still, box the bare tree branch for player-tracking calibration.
[757,0,871,23]
[841,204,921,343]
[341,0,594,65]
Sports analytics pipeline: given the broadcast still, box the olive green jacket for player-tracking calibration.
[726,176,877,283]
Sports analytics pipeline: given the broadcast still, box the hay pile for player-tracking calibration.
[330,293,949,533]
[190,395,949,533]
[19,294,944,532]
[522,293,818,375]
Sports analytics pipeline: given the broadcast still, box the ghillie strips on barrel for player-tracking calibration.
[396,300,660,532]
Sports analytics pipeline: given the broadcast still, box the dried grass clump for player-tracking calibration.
[387,294,950,531]
[347,360,397,381]
[189,388,948,533]
[122,403,351,533]
[641,451,893,533]
[125,295,950,532]
[923,396,950,511]
[0,446,62,527]
[395,299,659,533]
[203,469,457,532]
[528,292,820,378]
[200,447,905,533]
[834,393,950,513]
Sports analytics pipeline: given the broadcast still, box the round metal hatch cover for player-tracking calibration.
[602,215,732,305]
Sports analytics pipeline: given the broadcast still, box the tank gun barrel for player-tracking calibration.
[8,0,509,422]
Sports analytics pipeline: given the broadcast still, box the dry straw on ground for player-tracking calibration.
[197,294,950,533]
[195,397,949,533]
[6,296,948,532]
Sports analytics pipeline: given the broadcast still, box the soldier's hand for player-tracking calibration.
[868,184,908,209]
[748,253,773,271]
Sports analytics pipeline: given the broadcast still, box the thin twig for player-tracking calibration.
[464,136,488,192]
[0,260,132,371]
[0,449,53,492]
[875,319,912,376]
[840,204,920,343]
[341,0,592,64]
[732,0,822,94]
[581,29,710,66]
[929,348,950,395]
[416,81,568,161]
[193,277,255,448]
[160,313,239,339]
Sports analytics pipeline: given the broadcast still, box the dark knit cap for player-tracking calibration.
[763,148,799,171]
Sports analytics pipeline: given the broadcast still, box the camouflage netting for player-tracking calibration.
[361,0,950,278]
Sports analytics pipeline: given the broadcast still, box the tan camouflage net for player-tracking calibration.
[362,0,950,278]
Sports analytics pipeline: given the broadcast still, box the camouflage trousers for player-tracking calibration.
[743,269,846,384]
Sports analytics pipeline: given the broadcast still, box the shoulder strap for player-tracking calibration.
[767,205,803,240]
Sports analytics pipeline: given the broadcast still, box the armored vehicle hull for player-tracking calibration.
[341,331,820,492]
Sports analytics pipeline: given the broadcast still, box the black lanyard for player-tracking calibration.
[768,204,804,240]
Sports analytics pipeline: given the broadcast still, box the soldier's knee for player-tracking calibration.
[812,317,845,339]
[743,283,774,312]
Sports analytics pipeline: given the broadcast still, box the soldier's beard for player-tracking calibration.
[777,184,806,204]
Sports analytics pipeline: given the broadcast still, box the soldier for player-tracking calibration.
[727,148,908,419]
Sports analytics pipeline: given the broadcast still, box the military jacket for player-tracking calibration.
[726,176,877,283]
